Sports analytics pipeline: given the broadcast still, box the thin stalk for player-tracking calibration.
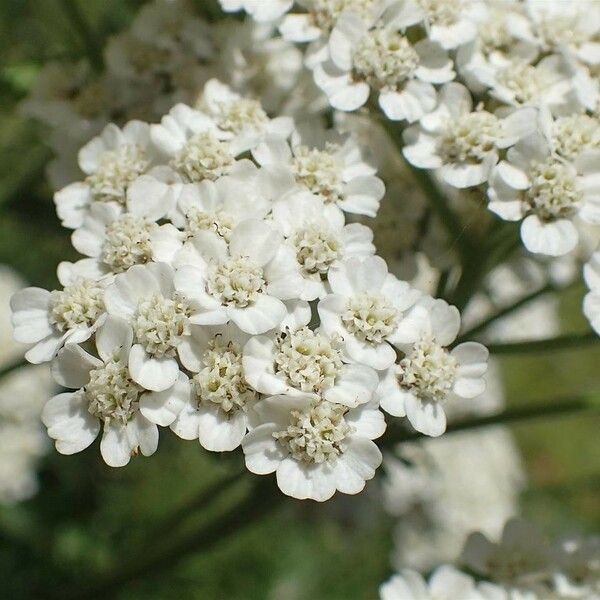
[457,283,554,342]
[486,332,598,355]
[380,117,472,260]
[58,0,103,71]
[61,478,283,600]
[382,395,600,448]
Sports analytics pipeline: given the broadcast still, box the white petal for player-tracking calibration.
[10,287,53,344]
[379,81,436,123]
[140,372,190,426]
[100,422,133,467]
[42,392,100,454]
[242,423,285,474]
[197,405,247,452]
[324,364,378,407]
[229,220,282,266]
[128,344,179,392]
[276,458,336,501]
[51,344,100,388]
[96,315,133,363]
[228,295,286,334]
[340,176,385,217]
[405,394,447,437]
[334,437,382,494]
[520,215,578,257]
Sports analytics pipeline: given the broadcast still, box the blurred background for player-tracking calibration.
[0,1,599,598]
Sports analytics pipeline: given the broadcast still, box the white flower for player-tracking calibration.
[70,203,159,277]
[54,121,154,229]
[379,565,490,600]
[455,1,539,94]
[519,0,600,66]
[403,82,538,188]
[318,256,421,370]
[150,103,242,183]
[313,9,454,120]
[242,394,385,501]
[243,319,379,406]
[150,161,274,264]
[253,131,385,217]
[198,79,294,153]
[43,316,188,467]
[11,275,107,364]
[488,135,600,257]
[219,0,294,23]
[543,112,600,162]
[270,190,375,299]
[376,298,488,437]
[104,262,193,392]
[461,518,552,586]
[171,220,295,335]
[172,324,257,451]
[583,250,600,335]
[488,55,590,115]
[278,0,388,43]
[416,0,478,50]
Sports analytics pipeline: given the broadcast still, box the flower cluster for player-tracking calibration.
[22,0,306,189]
[381,518,600,599]
[11,80,490,501]
[220,0,600,329]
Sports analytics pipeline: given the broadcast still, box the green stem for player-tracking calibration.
[58,0,103,71]
[0,357,28,380]
[380,117,472,260]
[457,283,555,342]
[382,395,600,448]
[60,478,283,600]
[486,332,598,355]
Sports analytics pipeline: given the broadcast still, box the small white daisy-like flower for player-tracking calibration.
[379,565,493,600]
[517,0,600,67]
[376,298,488,437]
[150,103,243,184]
[318,256,421,370]
[415,0,478,50]
[455,0,539,94]
[11,274,107,364]
[43,316,189,467]
[489,54,594,116]
[198,79,294,153]
[543,111,600,162]
[150,161,274,264]
[313,9,454,120]
[54,121,154,229]
[172,220,296,335]
[403,82,538,188]
[104,262,194,392]
[253,131,385,217]
[172,324,257,452]
[243,316,379,406]
[70,203,159,277]
[488,134,600,256]
[583,250,600,335]
[269,190,375,300]
[242,394,385,501]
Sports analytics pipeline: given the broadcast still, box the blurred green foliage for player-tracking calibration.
[0,1,599,598]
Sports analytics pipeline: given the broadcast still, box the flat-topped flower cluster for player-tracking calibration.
[220,0,600,334]
[11,80,489,501]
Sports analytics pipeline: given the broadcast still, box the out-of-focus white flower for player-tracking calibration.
[380,565,500,600]
[583,250,600,335]
[54,121,154,229]
[376,297,488,436]
[0,267,52,503]
[242,394,385,501]
[313,8,454,120]
[403,82,538,188]
[488,135,600,256]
